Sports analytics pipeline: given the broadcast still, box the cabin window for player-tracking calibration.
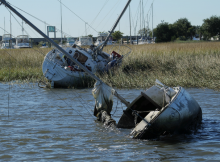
[73,50,88,63]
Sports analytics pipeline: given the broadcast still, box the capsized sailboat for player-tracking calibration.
[117,80,202,139]
[42,44,124,87]
[42,2,131,87]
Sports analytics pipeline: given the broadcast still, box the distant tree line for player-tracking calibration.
[152,16,220,43]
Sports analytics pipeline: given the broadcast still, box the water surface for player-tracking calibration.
[1,83,220,161]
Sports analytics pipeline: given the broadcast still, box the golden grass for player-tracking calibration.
[1,41,220,89]
[101,42,220,89]
[0,48,50,82]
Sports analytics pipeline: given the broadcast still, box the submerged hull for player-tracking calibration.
[42,57,89,87]
[118,86,202,139]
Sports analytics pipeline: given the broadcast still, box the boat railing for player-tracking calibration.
[45,49,58,61]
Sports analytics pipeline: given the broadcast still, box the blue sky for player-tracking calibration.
[0,0,219,38]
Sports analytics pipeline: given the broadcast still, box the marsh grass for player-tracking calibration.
[1,42,220,89]
[102,42,220,89]
[0,48,50,83]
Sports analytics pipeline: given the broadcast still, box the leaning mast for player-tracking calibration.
[0,0,130,107]
[99,0,132,53]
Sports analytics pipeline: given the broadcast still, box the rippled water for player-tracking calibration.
[1,83,220,161]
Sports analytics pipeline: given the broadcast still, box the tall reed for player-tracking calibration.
[101,42,220,89]
[0,48,50,82]
[1,42,220,89]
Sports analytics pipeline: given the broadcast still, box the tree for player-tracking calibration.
[149,28,157,38]
[195,25,202,40]
[187,26,196,40]
[112,31,123,41]
[172,18,193,40]
[88,34,93,38]
[155,22,172,43]
[201,16,220,40]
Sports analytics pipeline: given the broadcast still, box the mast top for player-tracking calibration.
[96,0,132,54]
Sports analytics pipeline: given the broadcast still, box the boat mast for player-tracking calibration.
[129,4,131,44]
[142,0,145,38]
[152,3,153,41]
[85,22,87,36]
[140,0,141,38]
[0,0,130,107]
[60,0,63,45]
[99,0,132,53]
[4,17,5,34]
[10,11,12,48]
[22,20,24,35]
[147,14,148,39]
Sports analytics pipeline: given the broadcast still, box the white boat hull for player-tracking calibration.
[42,57,89,87]
[118,86,202,139]
[42,46,117,87]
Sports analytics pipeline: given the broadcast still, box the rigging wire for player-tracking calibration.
[131,1,141,35]
[87,0,110,35]
[144,0,155,22]
[4,9,48,57]
[101,0,124,31]
[6,7,39,38]
[129,0,155,36]
[10,3,73,38]
[8,9,30,37]
[0,9,94,119]
[2,5,117,120]
[2,9,95,119]
[0,24,128,120]
[1,47,90,120]
[95,0,121,32]
[8,25,12,119]
[57,0,98,34]
[144,0,150,9]
[2,2,133,117]
[91,0,110,26]
[70,90,95,118]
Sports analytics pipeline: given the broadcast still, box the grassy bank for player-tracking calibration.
[0,48,50,83]
[1,41,220,89]
[101,41,220,90]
